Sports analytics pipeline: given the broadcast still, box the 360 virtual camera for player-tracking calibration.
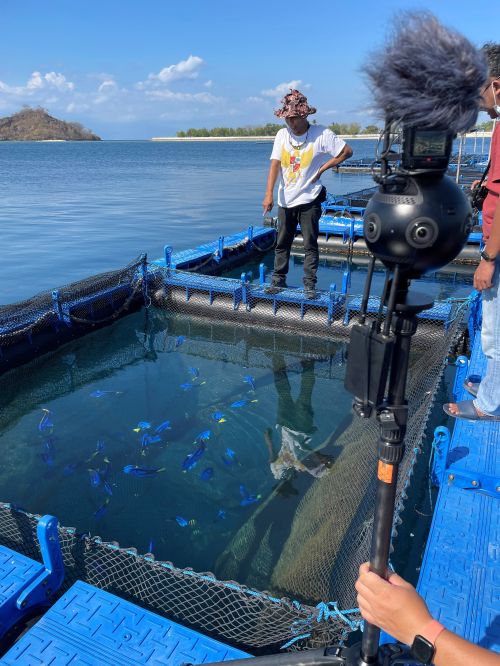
[363,125,472,279]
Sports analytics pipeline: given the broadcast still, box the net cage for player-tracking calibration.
[0,254,473,653]
[0,256,147,374]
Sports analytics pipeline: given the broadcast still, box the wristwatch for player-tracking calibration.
[480,249,496,262]
[410,620,445,665]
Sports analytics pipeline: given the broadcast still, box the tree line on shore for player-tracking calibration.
[176,119,494,138]
[176,122,381,137]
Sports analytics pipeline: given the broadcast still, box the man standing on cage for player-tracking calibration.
[444,42,500,421]
[262,89,352,299]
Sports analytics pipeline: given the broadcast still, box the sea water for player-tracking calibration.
[0,139,478,598]
[0,137,484,304]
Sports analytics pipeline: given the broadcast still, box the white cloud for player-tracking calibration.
[247,96,265,104]
[44,72,74,91]
[98,79,117,94]
[318,109,338,116]
[0,71,74,96]
[145,89,222,104]
[66,102,89,113]
[261,80,306,98]
[142,55,204,87]
[203,80,213,88]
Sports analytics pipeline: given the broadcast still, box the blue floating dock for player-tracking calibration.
[418,335,500,652]
[151,227,275,271]
[0,581,250,665]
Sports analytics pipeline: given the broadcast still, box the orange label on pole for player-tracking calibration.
[378,461,394,484]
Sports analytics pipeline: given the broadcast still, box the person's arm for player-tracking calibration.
[262,159,281,213]
[312,142,353,183]
[474,196,500,290]
[356,563,500,666]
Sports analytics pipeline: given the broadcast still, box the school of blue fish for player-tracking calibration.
[36,355,262,544]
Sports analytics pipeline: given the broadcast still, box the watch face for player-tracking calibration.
[411,635,435,665]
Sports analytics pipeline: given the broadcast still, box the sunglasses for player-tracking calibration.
[481,76,500,95]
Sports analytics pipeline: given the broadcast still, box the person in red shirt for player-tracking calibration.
[444,43,500,420]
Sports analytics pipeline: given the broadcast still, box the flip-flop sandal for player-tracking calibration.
[443,400,500,421]
[463,374,481,398]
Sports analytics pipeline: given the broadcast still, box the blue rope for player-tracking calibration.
[280,633,312,649]
[315,602,362,631]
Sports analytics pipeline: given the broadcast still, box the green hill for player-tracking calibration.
[0,107,101,141]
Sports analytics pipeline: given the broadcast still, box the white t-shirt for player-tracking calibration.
[270,125,346,208]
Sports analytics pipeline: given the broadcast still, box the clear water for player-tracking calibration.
[0,309,352,583]
[0,139,478,595]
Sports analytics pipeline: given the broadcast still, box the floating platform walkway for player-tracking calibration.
[420,330,500,652]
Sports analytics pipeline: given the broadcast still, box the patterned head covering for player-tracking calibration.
[274,89,317,118]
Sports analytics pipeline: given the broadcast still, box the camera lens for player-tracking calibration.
[364,213,381,242]
[405,217,438,248]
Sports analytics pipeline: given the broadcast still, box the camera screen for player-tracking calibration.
[412,130,448,157]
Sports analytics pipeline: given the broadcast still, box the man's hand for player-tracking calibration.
[262,194,274,214]
[471,179,481,191]
[355,562,432,646]
[474,261,496,290]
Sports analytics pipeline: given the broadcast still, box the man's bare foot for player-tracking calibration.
[445,402,485,417]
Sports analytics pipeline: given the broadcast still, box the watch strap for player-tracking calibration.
[419,619,445,646]
[481,249,496,262]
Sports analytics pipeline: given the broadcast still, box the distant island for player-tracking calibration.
[0,107,101,141]
[176,122,382,138]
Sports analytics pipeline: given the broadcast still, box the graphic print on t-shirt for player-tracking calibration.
[281,144,313,185]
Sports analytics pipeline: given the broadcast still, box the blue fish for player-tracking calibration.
[200,467,214,481]
[38,409,53,432]
[230,400,247,408]
[175,515,188,527]
[103,481,113,497]
[243,375,256,391]
[239,484,261,507]
[175,336,186,347]
[221,449,237,466]
[195,430,211,443]
[123,465,165,478]
[180,383,193,391]
[148,539,154,553]
[90,390,121,398]
[63,463,79,476]
[137,421,151,430]
[217,509,227,520]
[182,443,206,472]
[188,367,199,379]
[93,498,110,519]
[40,438,55,466]
[88,469,101,487]
[140,433,151,451]
[41,452,55,466]
[155,420,171,433]
[96,439,105,453]
[99,457,112,480]
[211,411,226,423]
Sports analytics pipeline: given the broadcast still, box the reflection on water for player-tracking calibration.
[0,309,351,586]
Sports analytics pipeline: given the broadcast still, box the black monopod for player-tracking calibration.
[208,12,486,666]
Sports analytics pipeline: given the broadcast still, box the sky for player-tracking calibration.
[0,0,497,139]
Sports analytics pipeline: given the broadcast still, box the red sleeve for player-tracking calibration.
[488,126,500,194]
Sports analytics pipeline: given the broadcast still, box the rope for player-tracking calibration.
[68,278,144,325]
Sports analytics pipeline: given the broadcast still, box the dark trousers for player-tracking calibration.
[272,188,325,287]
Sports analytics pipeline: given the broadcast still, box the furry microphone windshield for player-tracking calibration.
[366,13,488,134]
